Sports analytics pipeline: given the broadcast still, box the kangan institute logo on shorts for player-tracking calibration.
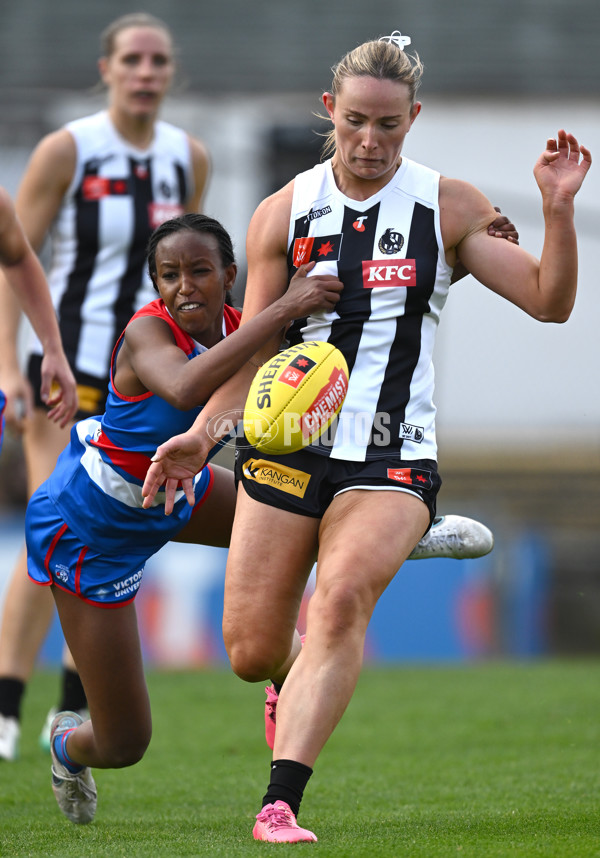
[243,459,311,498]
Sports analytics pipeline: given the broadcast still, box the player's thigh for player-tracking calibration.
[223,484,319,641]
[316,488,430,607]
[52,587,150,742]
[22,408,74,495]
[174,464,236,548]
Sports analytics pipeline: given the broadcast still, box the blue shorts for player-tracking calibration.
[235,439,441,526]
[25,466,215,608]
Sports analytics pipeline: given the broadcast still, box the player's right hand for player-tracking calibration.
[284,260,343,316]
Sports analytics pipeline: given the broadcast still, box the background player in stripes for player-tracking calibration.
[0,13,210,761]
[142,31,591,843]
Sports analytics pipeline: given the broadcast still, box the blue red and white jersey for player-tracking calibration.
[44,300,241,554]
[285,157,453,463]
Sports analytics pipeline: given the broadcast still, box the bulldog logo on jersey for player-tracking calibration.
[362,259,417,287]
[293,235,343,267]
[378,228,404,254]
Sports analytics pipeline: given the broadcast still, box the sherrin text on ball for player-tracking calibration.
[243,341,349,454]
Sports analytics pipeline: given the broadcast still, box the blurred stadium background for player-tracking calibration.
[0,0,598,665]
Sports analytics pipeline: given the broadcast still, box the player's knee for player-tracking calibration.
[311,581,373,638]
[99,726,152,768]
[225,634,281,682]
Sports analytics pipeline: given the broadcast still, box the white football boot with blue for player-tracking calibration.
[408,514,494,560]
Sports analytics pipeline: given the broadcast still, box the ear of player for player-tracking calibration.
[243,341,349,454]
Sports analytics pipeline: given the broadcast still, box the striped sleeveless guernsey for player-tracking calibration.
[285,157,453,463]
[26,110,194,379]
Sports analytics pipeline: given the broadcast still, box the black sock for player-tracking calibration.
[262,758,313,817]
[58,667,87,712]
[0,678,25,720]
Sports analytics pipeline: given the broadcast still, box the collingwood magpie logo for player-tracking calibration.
[378,228,404,255]
[304,205,332,224]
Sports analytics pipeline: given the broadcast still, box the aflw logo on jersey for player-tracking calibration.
[82,176,129,200]
[362,259,416,287]
[293,235,342,267]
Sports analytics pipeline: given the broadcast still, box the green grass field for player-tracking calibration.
[1,661,599,857]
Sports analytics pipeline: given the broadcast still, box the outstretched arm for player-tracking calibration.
[448,130,591,321]
[0,188,77,427]
[0,131,77,430]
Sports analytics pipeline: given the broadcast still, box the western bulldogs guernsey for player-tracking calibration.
[286,157,453,463]
[26,111,194,380]
[42,300,241,555]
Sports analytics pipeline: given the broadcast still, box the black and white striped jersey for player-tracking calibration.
[285,157,452,463]
[27,110,194,379]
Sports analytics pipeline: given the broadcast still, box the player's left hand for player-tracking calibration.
[534,130,592,200]
[487,207,519,244]
[40,352,78,427]
[142,431,207,514]
[453,206,519,283]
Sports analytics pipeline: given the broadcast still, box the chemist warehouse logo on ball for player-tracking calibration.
[362,259,417,287]
[243,459,311,498]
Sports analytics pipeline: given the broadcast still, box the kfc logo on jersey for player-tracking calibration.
[292,235,342,267]
[148,203,185,229]
[362,259,417,287]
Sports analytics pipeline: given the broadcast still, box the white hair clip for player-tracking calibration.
[379,30,411,50]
